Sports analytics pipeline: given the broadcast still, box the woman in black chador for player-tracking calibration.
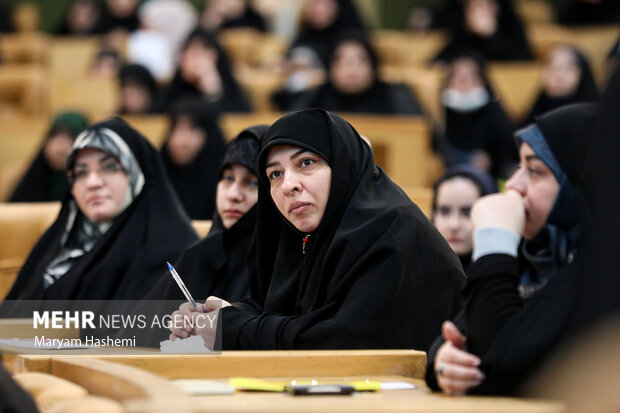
[157,28,251,113]
[434,0,532,62]
[289,0,367,69]
[283,32,423,115]
[134,125,267,346]
[161,100,227,220]
[148,124,265,302]
[4,118,198,301]
[9,112,89,202]
[171,109,464,351]
[522,44,599,125]
[436,49,515,178]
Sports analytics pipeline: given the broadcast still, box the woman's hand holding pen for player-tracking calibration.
[168,302,196,339]
[168,297,232,349]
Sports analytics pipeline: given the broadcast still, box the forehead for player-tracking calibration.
[336,41,366,56]
[74,148,110,164]
[550,46,577,64]
[437,177,481,202]
[519,142,537,157]
[222,163,254,175]
[266,145,303,163]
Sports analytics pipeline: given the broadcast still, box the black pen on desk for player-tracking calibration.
[167,261,198,310]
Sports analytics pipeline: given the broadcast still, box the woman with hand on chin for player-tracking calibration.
[427,103,597,395]
[170,108,464,351]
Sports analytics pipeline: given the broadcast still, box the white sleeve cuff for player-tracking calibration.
[472,227,521,261]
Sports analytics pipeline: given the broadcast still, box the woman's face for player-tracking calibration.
[216,164,259,229]
[447,58,484,92]
[121,82,152,114]
[330,41,374,94]
[305,0,339,30]
[544,46,581,98]
[67,0,99,33]
[179,39,217,83]
[433,177,481,256]
[265,145,331,233]
[71,148,130,223]
[505,143,560,239]
[44,131,74,171]
[167,117,206,165]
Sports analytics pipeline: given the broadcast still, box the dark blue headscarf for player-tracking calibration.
[514,103,598,298]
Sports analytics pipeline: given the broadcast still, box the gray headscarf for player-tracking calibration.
[42,127,145,289]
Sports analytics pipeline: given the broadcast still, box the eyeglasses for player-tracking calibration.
[68,159,125,184]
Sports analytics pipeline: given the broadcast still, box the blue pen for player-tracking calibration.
[167,261,198,310]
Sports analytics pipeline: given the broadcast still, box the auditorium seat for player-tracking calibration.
[0,33,49,65]
[402,186,433,218]
[51,76,117,119]
[372,30,448,67]
[0,65,50,115]
[192,220,212,238]
[0,202,61,300]
[218,28,288,68]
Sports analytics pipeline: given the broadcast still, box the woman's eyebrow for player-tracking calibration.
[265,160,280,169]
[98,154,116,163]
[290,149,308,160]
[524,154,542,162]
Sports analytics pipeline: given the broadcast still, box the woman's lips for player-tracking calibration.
[88,196,106,204]
[224,210,243,218]
[289,202,309,215]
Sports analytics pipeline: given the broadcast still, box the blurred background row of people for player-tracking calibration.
[0,0,617,206]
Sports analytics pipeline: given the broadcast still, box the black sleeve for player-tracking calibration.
[463,253,522,358]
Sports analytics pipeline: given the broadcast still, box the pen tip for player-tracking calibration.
[167,261,173,270]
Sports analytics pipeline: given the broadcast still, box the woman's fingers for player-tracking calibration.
[439,361,485,382]
[442,344,481,367]
[435,341,484,395]
[438,375,484,396]
[168,308,194,337]
[442,321,467,348]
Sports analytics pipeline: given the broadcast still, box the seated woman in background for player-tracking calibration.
[426,103,597,395]
[289,0,367,69]
[4,118,198,301]
[432,165,497,272]
[9,111,89,203]
[97,0,140,34]
[522,44,599,125]
[118,64,158,115]
[136,125,266,346]
[281,32,423,115]
[436,49,515,179]
[161,99,227,220]
[200,0,266,32]
[55,0,102,35]
[157,27,251,113]
[434,0,532,62]
[170,109,464,351]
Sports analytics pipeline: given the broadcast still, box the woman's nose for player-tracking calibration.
[228,182,244,201]
[85,170,104,188]
[506,168,527,196]
[282,171,300,194]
